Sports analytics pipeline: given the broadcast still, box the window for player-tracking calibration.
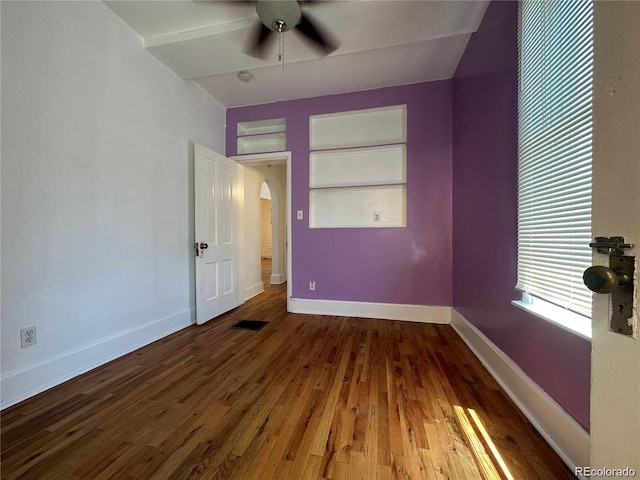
[515,0,593,338]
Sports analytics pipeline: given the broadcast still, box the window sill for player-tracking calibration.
[512,298,592,340]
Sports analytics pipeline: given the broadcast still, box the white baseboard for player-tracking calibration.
[289,298,451,323]
[0,309,194,410]
[244,282,265,301]
[270,273,286,285]
[450,308,589,473]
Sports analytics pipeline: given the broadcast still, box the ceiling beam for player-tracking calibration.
[145,17,256,48]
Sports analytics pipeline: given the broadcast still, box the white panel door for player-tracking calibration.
[194,143,241,325]
[590,2,639,472]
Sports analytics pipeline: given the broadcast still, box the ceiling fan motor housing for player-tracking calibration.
[256,0,302,32]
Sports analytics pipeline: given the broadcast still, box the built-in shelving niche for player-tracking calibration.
[236,118,286,155]
[309,185,406,229]
[309,144,406,188]
[309,105,407,151]
[308,105,408,229]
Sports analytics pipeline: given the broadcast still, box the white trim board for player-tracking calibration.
[0,309,194,410]
[289,298,451,323]
[244,282,265,302]
[450,308,590,474]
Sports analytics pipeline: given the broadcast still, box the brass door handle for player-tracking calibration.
[583,265,631,294]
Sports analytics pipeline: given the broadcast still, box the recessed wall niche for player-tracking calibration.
[309,105,407,151]
[309,144,406,188]
[308,105,407,229]
[236,118,286,155]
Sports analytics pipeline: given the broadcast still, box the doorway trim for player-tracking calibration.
[231,151,292,312]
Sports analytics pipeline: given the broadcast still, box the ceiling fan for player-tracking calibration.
[243,0,339,59]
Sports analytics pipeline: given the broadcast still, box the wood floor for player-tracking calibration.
[1,269,575,479]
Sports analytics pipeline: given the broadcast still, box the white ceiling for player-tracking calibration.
[105,0,490,107]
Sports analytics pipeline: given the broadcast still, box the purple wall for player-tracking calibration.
[227,82,452,306]
[452,1,591,430]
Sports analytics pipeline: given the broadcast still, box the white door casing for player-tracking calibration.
[194,143,242,325]
[591,1,640,472]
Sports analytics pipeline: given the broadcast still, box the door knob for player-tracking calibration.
[199,243,208,249]
[583,265,631,293]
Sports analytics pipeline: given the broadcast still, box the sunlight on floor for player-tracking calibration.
[454,405,515,480]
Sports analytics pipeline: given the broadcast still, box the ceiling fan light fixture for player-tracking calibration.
[256,0,301,32]
[243,0,340,60]
[237,71,253,82]
[272,19,286,33]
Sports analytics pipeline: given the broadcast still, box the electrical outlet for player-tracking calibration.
[373,211,381,222]
[20,326,37,348]
[309,280,316,291]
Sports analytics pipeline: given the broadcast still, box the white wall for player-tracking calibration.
[241,167,264,300]
[0,1,226,408]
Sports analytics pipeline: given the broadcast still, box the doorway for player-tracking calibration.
[231,152,292,311]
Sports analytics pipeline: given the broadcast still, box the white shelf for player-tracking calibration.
[237,133,286,155]
[309,104,407,151]
[310,144,406,188]
[309,185,406,229]
[237,118,286,136]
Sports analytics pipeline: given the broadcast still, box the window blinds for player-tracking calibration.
[517,0,593,317]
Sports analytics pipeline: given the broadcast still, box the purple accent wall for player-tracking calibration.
[227,82,452,305]
[452,1,591,430]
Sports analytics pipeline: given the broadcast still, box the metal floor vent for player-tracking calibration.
[230,320,268,331]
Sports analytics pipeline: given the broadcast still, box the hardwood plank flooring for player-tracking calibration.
[1,276,575,479]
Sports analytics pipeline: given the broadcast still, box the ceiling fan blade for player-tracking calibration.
[295,12,339,56]
[243,20,274,59]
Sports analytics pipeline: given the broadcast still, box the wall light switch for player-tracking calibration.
[297,210,304,220]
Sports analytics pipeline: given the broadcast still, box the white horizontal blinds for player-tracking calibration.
[517,0,593,317]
